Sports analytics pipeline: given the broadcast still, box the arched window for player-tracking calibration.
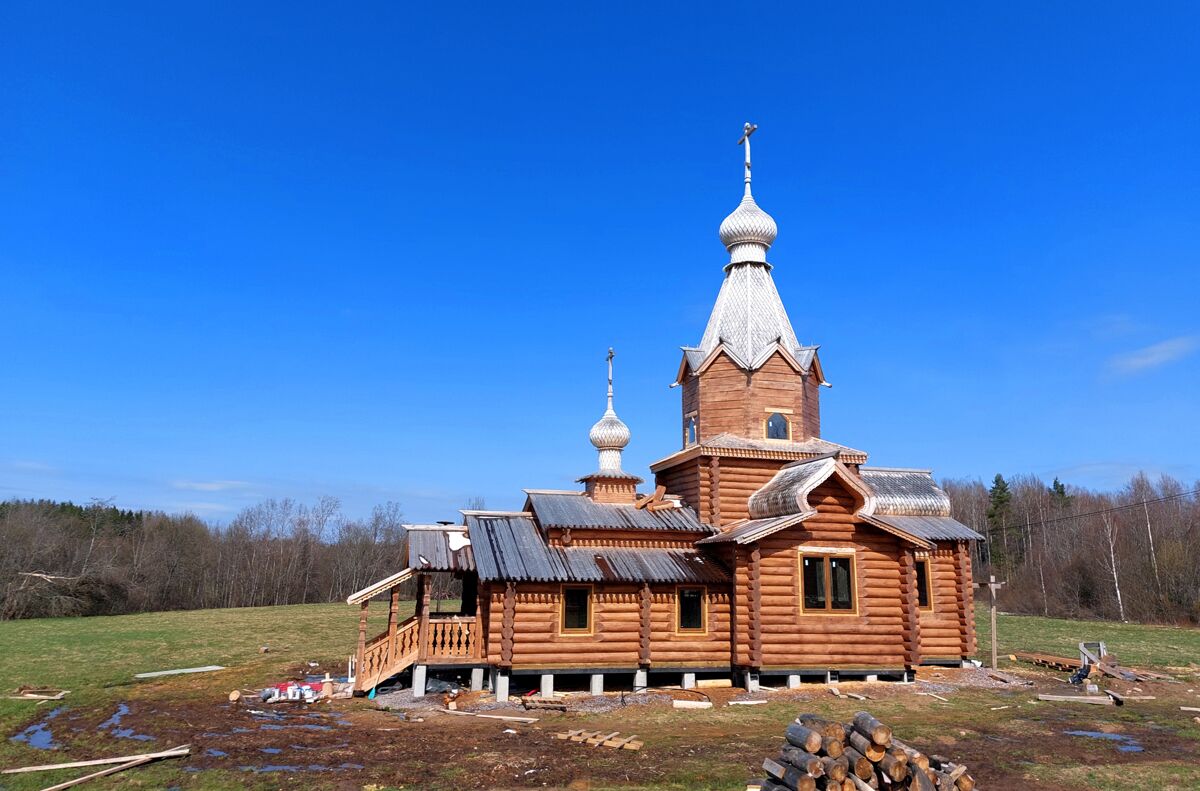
[685,416,698,445]
[766,412,789,440]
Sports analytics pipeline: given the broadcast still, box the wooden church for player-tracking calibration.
[347,125,982,698]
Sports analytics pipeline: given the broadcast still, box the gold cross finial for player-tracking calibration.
[737,123,758,193]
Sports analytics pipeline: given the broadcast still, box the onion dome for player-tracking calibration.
[718,122,777,265]
[589,348,630,473]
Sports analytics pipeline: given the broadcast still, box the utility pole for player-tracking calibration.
[975,575,1006,669]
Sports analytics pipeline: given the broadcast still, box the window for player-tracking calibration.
[800,554,856,613]
[766,412,790,440]
[676,586,706,632]
[561,586,592,633]
[685,416,698,446]
[915,559,932,610]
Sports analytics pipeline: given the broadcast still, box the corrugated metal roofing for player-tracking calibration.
[406,526,475,572]
[695,513,811,545]
[526,492,713,533]
[465,512,728,583]
[860,468,952,517]
[869,514,983,542]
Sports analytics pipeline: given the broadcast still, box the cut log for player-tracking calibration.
[909,767,936,791]
[843,746,874,780]
[779,746,824,776]
[890,738,929,771]
[797,714,846,741]
[821,755,849,782]
[764,756,816,790]
[879,752,908,782]
[822,735,845,758]
[847,730,886,762]
[785,723,824,753]
[954,772,975,791]
[852,711,893,746]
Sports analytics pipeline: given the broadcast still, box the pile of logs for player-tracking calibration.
[748,711,978,791]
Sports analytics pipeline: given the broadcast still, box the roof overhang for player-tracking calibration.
[346,568,415,605]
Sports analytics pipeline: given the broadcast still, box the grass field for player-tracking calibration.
[1,603,1199,790]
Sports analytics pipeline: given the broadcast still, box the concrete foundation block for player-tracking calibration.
[412,665,427,698]
[786,674,801,689]
[744,670,760,693]
[494,671,510,703]
[865,674,879,683]
[681,672,696,690]
[470,667,484,692]
[633,669,648,690]
[589,674,604,695]
[540,673,554,698]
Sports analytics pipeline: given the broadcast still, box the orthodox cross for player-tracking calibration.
[606,347,615,409]
[974,574,1006,669]
[737,122,758,190]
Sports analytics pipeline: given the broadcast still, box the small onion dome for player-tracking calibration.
[718,191,777,265]
[589,408,630,451]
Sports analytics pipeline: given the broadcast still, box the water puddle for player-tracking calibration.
[204,748,228,757]
[98,703,155,741]
[1064,730,1144,753]
[239,762,365,773]
[10,707,65,750]
[260,747,282,754]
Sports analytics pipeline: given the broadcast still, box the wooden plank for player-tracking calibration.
[1181,706,1200,713]
[2,746,191,775]
[38,756,156,791]
[586,731,621,745]
[555,729,584,740]
[570,731,599,742]
[439,709,538,724]
[1037,694,1114,705]
[133,665,224,679]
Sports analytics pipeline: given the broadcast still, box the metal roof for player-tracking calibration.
[651,432,868,471]
[465,511,728,583]
[525,492,713,533]
[860,468,952,517]
[868,514,983,542]
[695,513,810,545]
[747,455,838,519]
[406,526,475,572]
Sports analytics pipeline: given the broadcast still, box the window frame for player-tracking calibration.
[764,411,791,441]
[684,414,698,446]
[558,584,594,636]
[798,551,858,616]
[915,557,933,612]
[674,585,708,635]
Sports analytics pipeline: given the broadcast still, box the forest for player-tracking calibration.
[1,472,1196,623]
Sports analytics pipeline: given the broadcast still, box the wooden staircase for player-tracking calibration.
[357,617,421,691]
[355,616,483,692]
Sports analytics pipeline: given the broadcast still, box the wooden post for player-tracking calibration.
[711,456,721,526]
[639,583,652,666]
[387,586,400,641]
[749,544,763,667]
[900,550,921,668]
[500,582,515,668]
[974,574,1005,669]
[416,573,431,661]
[356,600,368,686]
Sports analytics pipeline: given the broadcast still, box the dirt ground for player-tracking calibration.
[6,665,1200,790]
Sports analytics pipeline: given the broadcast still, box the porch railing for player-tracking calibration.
[423,617,480,662]
[358,616,420,689]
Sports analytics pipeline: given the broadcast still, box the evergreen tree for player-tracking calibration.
[1049,477,1072,509]
[986,474,1013,573]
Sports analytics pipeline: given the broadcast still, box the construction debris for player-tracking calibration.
[522,696,567,711]
[440,709,538,724]
[745,711,979,791]
[1037,694,1114,706]
[6,686,69,701]
[133,665,224,679]
[1,745,190,776]
[555,729,643,750]
[1011,650,1168,683]
[672,699,713,709]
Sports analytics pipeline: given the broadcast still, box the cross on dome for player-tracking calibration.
[588,347,631,473]
[718,121,778,266]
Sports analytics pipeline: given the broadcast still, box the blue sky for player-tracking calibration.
[2,2,1197,523]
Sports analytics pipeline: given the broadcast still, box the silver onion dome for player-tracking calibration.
[589,348,630,472]
[719,121,777,265]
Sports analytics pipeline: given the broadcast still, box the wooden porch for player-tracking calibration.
[350,569,484,693]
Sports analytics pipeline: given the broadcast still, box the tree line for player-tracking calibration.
[0,497,410,619]
[2,471,1197,623]
[945,472,1200,625]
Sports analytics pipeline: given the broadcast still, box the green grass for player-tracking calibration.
[976,610,1200,669]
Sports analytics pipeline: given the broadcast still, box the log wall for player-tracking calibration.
[694,351,820,441]
[733,480,908,669]
[918,543,968,659]
[485,582,731,669]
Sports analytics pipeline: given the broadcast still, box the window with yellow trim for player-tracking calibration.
[561,586,592,632]
[801,554,855,612]
[676,586,706,632]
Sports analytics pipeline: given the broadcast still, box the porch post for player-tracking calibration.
[417,573,431,661]
[356,600,368,688]
[388,586,400,642]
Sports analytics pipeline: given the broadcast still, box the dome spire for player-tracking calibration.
[588,347,630,473]
[718,122,777,266]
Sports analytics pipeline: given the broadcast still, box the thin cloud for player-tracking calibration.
[171,479,252,492]
[171,501,236,515]
[1108,336,1199,375]
[7,460,57,473]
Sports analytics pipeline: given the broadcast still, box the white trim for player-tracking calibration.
[796,545,857,555]
[346,568,414,605]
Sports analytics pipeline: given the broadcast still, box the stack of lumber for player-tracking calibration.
[1010,651,1168,683]
[747,711,978,791]
[554,729,642,750]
